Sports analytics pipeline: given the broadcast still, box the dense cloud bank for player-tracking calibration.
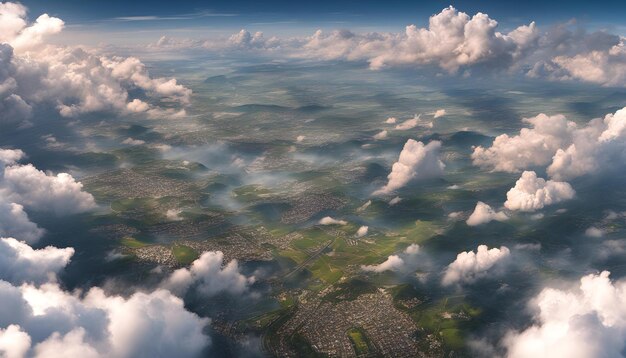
[0,2,190,127]
[0,237,73,285]
[0,282,210,358]
[151,6,626,87]
[2,164,97,215]
[0,150,95,244]
[473,107,626,180]
[504,271,626,358]
[1,2,625,357]
[0,148,216,357]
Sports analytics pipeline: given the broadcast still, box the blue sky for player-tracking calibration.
[20,0,626,31]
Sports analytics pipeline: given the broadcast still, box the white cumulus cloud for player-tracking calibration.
[360,244,420,273]
[297,6,537,73]
[319,217,347,225]
[395,115,421,130]
[163,251,255,297]
[0,202,43,244]
[355,225,369,238]
[504,271,626,358]
[442,245,511,285]
[433,109,446,118]
[0,150,95,241]
[0,237,73,284]
[504,171,575,212]
[0,324,30,358]
[584,227,604,238]
[0,149,24,167]
[0,281,210,358]
[2,164,96,215]
[530,40,626,87]
[0,3,191,127]
[466,201,508,226]
[472,107,626,180]
[361,255,404,273]
[373,130,388,140]
[472,113,575,173]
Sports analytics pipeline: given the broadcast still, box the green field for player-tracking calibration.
[172,245,199,265]
[309,256,344,283]
[347,328,371,356]
[412,296,481,350]
[232,184,273,203]
[120,237,149,248]
[275,219,441,285]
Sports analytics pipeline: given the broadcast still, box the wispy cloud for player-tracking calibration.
[112,10,237,22]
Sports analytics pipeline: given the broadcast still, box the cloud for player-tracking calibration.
[360,244,420,272]
[466,201,508,226]
[472,107,626,180]
[385,117,397,124]
[151,6,605,82]
[228,29,280,50]
[121,138,145,146]
[102,56,191,104]
[528,39,626,87]
[0,2,28,43]
[112,11,237,22]
[448,211,463,220]
[0,3,63,52]
[373,130,388,140]
[163,251,255,297]
[296,7,537,73]
[404,243,420,255]
[0,281,210,358]
[0,3,191,127]
[10,14,64,52]
[0,149,24,167]
[0,201,209,358]
[319,217,347,225]
[504,171,575,212]
[355,226,369,238]
[141,8,626,87]
[515,243,541,251]
[584,227,604,238]
[0,324,30,358]
[548,107,626,180]
[0,202,44,244]
[165,209,183,221]
[395,115,421,130]
[442,245,511,285]
[0,237,73,285]
[504,271,626,358]
[361,255,404,272]
[388,196,402,205]
[32,328,100,358]
[356,200,371,212]
[0,150,94,240]
[153,29,281,52]
[2,164,96,215]
[433,109,446,118]
[374,140,444,195]
[472,113,575,173]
